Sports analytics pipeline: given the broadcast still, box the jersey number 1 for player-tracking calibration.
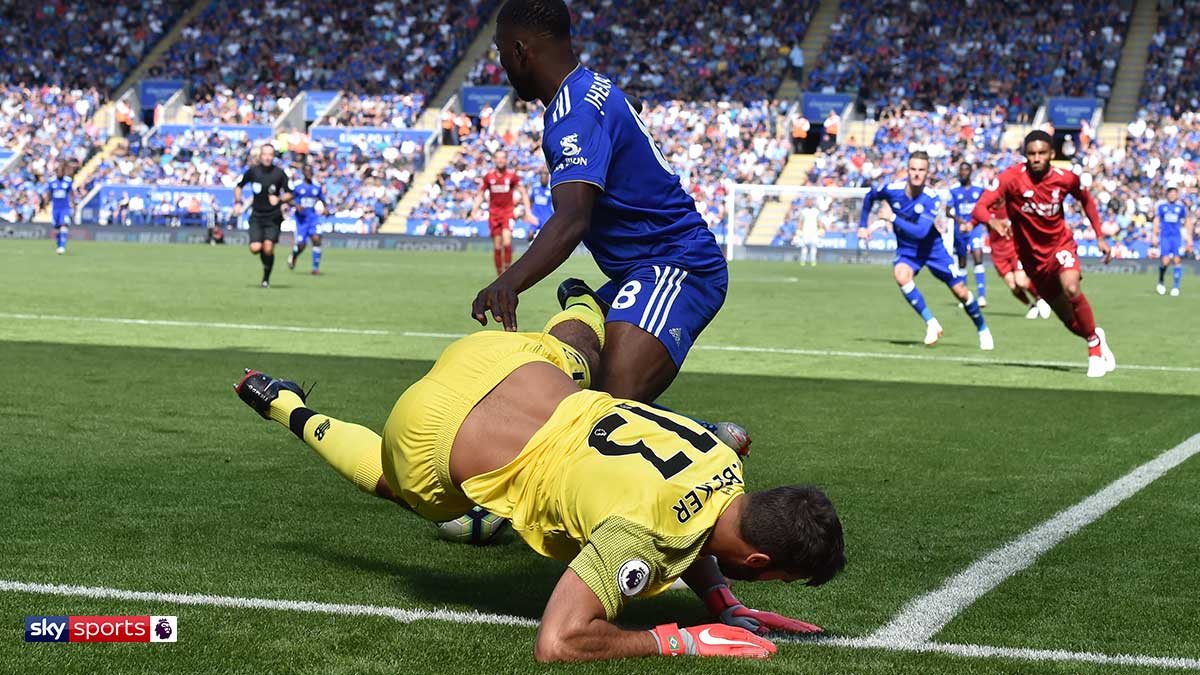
[588,403,717,479]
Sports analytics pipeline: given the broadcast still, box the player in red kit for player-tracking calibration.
[973,130,1116,378]
[981,201,1051,320]
[478,150,534,276]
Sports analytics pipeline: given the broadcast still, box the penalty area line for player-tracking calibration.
[3,311,1200,374]
[0,579,538,628]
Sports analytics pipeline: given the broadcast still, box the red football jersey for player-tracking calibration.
[972,163,1103,262]
[483,169,519,213]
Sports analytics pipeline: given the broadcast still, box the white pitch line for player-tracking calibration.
[7,577,1198,671]
[803,636,1200,671]
[692,344,1200,374]
[0,579,537,628]
[4,311,1200,374]
[867,432,1200,646]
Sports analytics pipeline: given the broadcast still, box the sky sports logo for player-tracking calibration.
[25,616,177,643]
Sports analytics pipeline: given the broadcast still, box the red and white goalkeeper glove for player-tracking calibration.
[649,622,776,658]
[703,584,823,635]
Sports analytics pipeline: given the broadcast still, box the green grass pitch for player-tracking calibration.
[2,239,1198,674]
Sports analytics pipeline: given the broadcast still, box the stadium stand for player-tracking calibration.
[0,1,189,222]
[466,0,816,102]
[1140,0,1200,115]
[806,1,1132,121]
[769,107,1200,259]
[406,100,793,240]
[147,0,496,124]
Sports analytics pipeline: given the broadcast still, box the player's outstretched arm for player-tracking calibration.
[683,556,823,635]
[536,569,658,662]
[536,569,775,662]
[1071,182,1110,262]
[471,183,596,331]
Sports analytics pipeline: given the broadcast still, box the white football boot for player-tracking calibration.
[1096,327,1116,372]
[978,329,994,351]
[1037,298,1052,319]
[924,319,943,346]
[1157,283,1167,295]
[1025,303,1040,319]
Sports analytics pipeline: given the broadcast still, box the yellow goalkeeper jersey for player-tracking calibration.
[461,389,745,619]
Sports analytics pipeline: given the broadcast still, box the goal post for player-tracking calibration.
[724,181,870,261]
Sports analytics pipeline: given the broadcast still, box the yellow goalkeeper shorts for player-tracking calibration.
[380,329,591,522]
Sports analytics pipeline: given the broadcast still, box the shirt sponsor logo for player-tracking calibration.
[560,134,581,157]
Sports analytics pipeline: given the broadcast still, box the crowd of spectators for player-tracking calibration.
[466,0,815,102]
[1140,0,1200,117]
[326,93,426,129]
[86,125,421,231]
[0,1,185,222]
[0,1,187,94]
[807,0,1130,122]
[408,100,794,242]
[0,85,105,222]
[770,105,1200,259]
[149,0,495,131]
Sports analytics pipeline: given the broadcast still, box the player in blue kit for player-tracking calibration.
[1154,185,1191,296]
[471,0,747,453]
[48,165,73,255]
[949,162,987,306]
[859,152,993,350]
[287,167,329,275]
[528,170,554,239]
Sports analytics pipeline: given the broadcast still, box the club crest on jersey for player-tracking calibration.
[617,559,650,596]
[560,134,581,157]
[252,183,262,194]
[914,204,924,214]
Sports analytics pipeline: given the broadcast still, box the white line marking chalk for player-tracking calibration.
[868,432,1200,645]
[4,312,1199,374]
[804,636,1200,671]
[0,579,537,628]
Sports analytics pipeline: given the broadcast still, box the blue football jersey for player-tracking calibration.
[540,67,725,280]
[294,183,325,219]
[530,184,554,226]
[859,181,946,244]
[1157,201,1187,239]
[48,177,72,210]
[950,184,984,222]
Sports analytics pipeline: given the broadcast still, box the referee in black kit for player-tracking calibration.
[235,144,292,288]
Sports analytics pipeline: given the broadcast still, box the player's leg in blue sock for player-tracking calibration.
[56,226,68,252]
[900,281,934,321]
[310,235,322,272]
[974,264,987,301]
[961,290,987,331]
[1174,264,1183,290]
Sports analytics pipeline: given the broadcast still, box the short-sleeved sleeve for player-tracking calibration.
[568,516,709,620]
[237,169,253,188]
[543,115,612,192]
[279,170,292,194]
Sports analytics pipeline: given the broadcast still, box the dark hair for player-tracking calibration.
[741,485,846,586]
[959,162,973,171]
[498,0,571,39]
[908,151,930,164]
[1023,129,1053,150]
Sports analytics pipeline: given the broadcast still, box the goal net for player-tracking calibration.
[724,182,871,261]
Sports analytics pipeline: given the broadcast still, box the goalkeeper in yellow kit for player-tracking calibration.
[235,279,845,663]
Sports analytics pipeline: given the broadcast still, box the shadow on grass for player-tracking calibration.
[5,340,1199,631]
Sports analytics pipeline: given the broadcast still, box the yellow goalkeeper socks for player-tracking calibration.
[269,391,383,495]
[543,300,606,350]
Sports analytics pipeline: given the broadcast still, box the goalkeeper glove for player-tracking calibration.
[649,622,776,658]
[703,583,823,635]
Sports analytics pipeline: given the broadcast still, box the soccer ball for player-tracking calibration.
[434,507,509,545]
